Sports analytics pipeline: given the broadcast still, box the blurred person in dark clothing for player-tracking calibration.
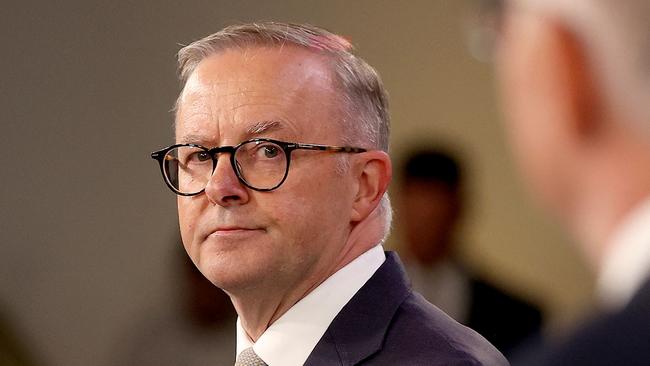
[490,0,650,364]
[0,305,37,366]
[399,149,543,355]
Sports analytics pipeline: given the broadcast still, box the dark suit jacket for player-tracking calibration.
[514,278,650,366]
[467,277,543,355]
[305,252,508,365]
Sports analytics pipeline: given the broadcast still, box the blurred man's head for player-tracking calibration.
[495,0,650,267]
[400,149,462,265]
[170,23,392,299]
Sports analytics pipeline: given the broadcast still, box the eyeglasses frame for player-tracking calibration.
[151,138,367,196]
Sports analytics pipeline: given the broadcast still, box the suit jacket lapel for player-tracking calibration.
[305,252,411,366]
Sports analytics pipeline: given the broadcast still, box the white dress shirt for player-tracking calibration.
[236,245,386,366]
[597,197,650,310]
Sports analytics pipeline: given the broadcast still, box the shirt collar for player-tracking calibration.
[597,197,650,310]
[236,245,386,365]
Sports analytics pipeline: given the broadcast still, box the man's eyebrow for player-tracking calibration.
[177,134,210,145]
[245,120,284,136]
[176,121,285,145]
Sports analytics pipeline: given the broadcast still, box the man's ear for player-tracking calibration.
[548,18,602,139]
[500,11,601,142]
[350,150,392,222]
[496,10,606,215]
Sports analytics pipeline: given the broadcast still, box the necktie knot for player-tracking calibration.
[235,347,267,366]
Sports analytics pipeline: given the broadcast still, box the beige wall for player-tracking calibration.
[1,1,593,365]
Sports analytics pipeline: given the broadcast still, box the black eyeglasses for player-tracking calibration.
[151,138,367,196]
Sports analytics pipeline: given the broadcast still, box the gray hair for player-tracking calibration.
[175,22,393,238]
[513,0,650,131]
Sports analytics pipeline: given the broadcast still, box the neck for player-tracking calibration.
[570,131,650,271]
[230,215,384,341]
[574,187,650,272]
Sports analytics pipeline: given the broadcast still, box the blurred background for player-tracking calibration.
[0,1,594,365]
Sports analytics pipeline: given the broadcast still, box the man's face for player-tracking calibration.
[175,46,356,293]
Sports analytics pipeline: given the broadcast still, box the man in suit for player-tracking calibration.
[399,149,543,355]
[151,22,507,365]
[492,0,650,364]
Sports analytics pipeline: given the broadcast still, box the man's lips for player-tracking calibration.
[205,227,265,238]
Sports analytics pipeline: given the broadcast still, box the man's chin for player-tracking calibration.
[198,255,272,293]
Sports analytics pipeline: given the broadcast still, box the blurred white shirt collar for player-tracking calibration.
[597,197,650,310]
[236,245,386,366]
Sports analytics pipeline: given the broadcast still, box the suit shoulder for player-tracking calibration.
[370,291,509,365]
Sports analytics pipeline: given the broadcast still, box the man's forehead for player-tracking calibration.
[183,46,336,96]
[174,46,342,143]
[175,82,307,137]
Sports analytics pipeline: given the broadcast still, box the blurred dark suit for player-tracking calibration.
[400,149,543,356]
[466,276,542,354]
[406,260,542,355]
[514,279,650,366]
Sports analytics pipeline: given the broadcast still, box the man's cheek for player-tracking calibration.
[178,212,196,247]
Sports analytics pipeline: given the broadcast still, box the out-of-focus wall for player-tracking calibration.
[0,1,593,365]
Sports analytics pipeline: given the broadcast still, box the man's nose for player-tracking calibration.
[204,155,250,207]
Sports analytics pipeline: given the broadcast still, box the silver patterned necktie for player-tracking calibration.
[234,347,268,366]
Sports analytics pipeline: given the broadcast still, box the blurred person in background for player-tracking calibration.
[0,305,37,366]
[151,22,507,365]
[489,0,650,364]
[113,245,236,365]
[399,148,543,356]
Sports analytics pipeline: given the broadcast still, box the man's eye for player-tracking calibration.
[259,145,280,159]
[198,152,212,161]
[189,151,211,162]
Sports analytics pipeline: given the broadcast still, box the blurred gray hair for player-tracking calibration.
[514,0,650,131]
[175,22,392,239]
